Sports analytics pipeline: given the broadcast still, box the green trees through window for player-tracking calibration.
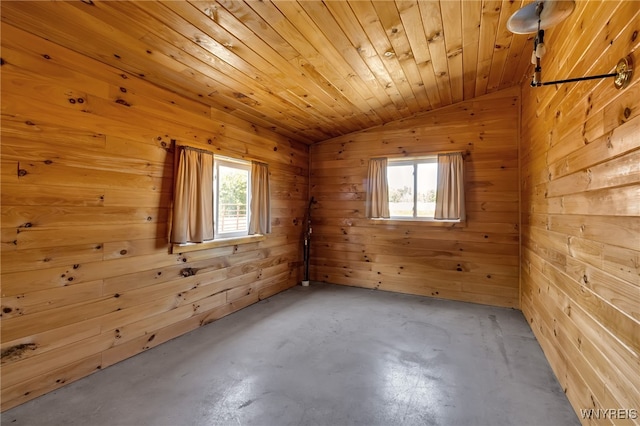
[216,160,250,236]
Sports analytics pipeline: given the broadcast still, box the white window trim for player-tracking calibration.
[214,156,251,239]
[388,156,437,221]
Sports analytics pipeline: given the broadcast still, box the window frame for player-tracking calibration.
[214,156,251,239]
[170,146,267,254]
[387,156,438,221]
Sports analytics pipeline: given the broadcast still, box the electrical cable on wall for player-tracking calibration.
[302,197,316,287]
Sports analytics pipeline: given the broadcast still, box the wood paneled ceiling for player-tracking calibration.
[1,1,534,144]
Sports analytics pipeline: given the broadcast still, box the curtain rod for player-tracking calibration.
[180,145,214,155]
[175,141,266,164]
[380,149,469,160]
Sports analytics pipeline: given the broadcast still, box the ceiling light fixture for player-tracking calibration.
[507,0,633,89]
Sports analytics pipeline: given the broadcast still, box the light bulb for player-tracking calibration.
[536,42,546,59]
[531,50,537,65]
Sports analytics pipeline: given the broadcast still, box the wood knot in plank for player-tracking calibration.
[115,98,131,107]
[181,268,197,277]
[1,343,38,361]
[606,133,614,149]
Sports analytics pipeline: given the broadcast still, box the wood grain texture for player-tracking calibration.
[0,0,532,143]
[520,1,640,423]
[310,87,520,308]
[0,24,309,411]
[2,1,638,422]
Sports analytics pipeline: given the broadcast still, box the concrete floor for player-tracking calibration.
[3,283,579,426]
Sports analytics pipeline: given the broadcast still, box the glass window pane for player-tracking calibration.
[388,165,414,217]
[218,165,248,233]
[417,162,437,217]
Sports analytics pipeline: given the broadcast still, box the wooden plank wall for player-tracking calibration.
[519,2,639,424]
[0,24,308,411]
[309,86,520,308]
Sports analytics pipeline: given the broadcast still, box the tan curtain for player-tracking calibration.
[170,147,214,243]
[366,157,390,218]
[435,152,466,221]
[249,161,271,234]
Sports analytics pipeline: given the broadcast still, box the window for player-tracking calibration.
[215,157,250,238]
[387,158,438,219]
[170,145,271,250]
[366,153,465,222]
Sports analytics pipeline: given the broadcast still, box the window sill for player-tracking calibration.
[370,218,465,228]
[171,234,266,254]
